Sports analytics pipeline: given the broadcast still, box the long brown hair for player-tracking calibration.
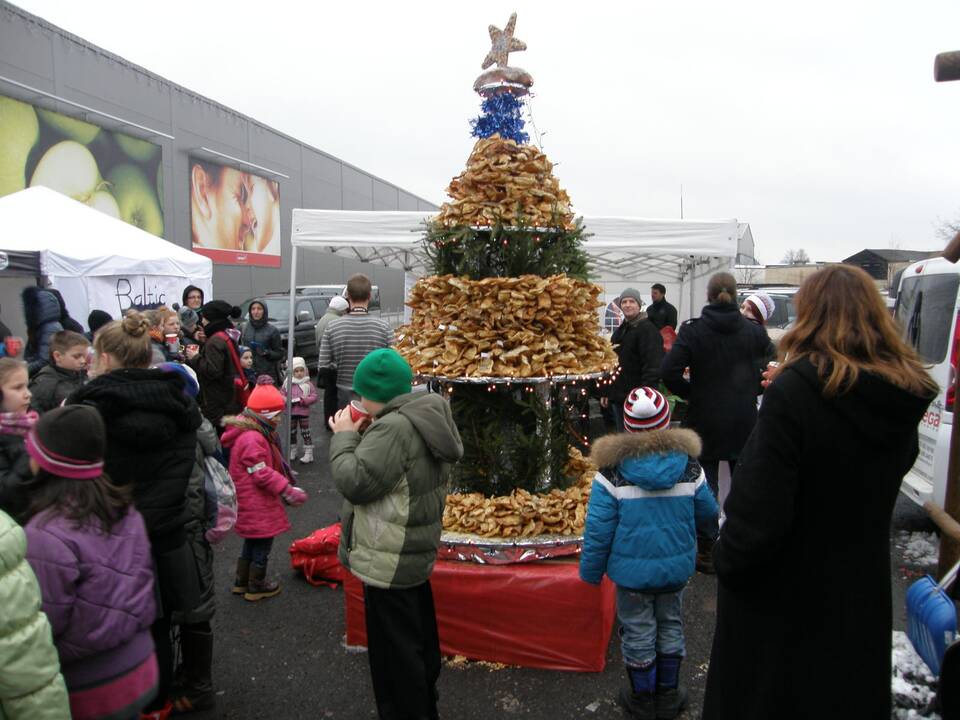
[25,471,132,533]
[778,265,938,398]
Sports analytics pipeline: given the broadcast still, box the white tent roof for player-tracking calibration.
[291,209,737,283]
[0,186,212,280]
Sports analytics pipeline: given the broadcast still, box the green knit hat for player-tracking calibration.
[353,348,413,403]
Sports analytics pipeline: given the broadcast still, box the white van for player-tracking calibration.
[894,256,957,508]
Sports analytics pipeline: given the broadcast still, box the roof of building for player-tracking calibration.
[844,249,940,263]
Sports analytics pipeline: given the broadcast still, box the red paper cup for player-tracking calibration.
[349,400,371,423]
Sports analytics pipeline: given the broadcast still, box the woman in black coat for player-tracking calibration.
[68,312,203,714]
[702,265,937,720]
[240,299,283,384]
[187,301,243,428]
[660,272,772,567]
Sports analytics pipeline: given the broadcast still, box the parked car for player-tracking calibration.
[894,257,957,509]
[239,293,331,371]
[298,284,381,314]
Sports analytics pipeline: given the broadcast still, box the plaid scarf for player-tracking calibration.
[0,410,38,437]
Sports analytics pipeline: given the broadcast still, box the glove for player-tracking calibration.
[281,484,308,506]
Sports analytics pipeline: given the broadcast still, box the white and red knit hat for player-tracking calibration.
[623,386,671,433]
[744,292,775,324]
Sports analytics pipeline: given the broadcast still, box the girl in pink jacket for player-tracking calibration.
[221,382,306,601]
[282,357,318,464]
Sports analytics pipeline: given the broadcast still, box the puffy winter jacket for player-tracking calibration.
[283,379,318,418]
[0,510,70,720]
[580,428,718,592]
[331,392,464,590]
[608,314,664,404]
[29,364,85,414]
[0,433,34,522]
[221,417,293,539]
[25,508,156,690]
[21,287,62,377]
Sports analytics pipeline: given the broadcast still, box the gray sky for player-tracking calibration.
[13,0,960,263]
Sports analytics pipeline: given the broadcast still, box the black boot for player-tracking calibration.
[618,664,656,720]
[244,563,281,601]
[232,558,250,595]
[695,537,715,574]
[655,654,688,720]
[171,627,215,714]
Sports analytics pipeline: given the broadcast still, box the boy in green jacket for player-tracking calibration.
[329,348,463,720]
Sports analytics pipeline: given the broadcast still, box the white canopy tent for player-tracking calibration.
[0,187,213,327]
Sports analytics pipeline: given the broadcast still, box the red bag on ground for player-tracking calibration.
[289,523,345,588]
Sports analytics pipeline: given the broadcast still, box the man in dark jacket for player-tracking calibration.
[22,287,63,377]
[646,284,678,331]
[660,273,772,571]
[187,301,243,428]
[603,288,664,431]
[240,299,283,385]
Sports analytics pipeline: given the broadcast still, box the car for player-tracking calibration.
[239,293,331,371]
[894,256,958,509]
[298,284,381,314]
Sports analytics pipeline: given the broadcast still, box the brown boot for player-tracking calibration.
[244,563,281,601]
[696,537,716,574]
[231,558,250,595]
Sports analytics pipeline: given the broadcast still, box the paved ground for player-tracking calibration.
[190,402,937,719]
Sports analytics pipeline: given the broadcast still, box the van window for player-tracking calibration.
[896,274,959,364]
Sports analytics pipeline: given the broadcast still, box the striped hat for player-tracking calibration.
[26,406,105,480]
[623,387,671,433]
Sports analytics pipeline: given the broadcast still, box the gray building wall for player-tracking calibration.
[0,2,438,312]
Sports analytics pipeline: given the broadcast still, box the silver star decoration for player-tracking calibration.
[482,13,527,69]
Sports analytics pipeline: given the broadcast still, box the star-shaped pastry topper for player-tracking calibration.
[482,12,527,70]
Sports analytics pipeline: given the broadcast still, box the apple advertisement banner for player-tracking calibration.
[0,94,164,237]
[189,159,282,267]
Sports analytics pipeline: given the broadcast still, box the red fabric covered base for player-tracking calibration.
[344,558,616,672]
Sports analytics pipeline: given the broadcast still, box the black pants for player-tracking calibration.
[323,384,338,431]
[363,581,441,720]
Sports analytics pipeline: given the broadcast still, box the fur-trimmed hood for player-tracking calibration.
[590,428,702,469]
[219,415,264,445]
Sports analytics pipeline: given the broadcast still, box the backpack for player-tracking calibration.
[201,455,237,544]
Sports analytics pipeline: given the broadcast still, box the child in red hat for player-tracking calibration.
[220,380,306,601]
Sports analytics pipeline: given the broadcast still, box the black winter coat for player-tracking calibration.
[0,433,34,521]
[68,369,202,553]
[646,299,678,331]
[29,364,85,414]
[22,287,63,377]
[702,358,934,720]
[609,315,664,404]
[189,330,241,428]
[240,316,283,384]
[661,303,772,461]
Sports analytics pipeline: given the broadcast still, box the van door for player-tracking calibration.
[895,270,960,504]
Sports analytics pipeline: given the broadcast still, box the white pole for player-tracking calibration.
[283,243,298,457]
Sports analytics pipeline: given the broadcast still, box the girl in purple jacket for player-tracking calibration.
[22,405,158,720]
[282,356,318,464]
[221,382,307,602]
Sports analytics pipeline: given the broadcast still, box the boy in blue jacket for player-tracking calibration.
[580,386,718,720]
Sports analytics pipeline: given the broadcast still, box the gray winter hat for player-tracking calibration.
[178,305,199,331]
[619,288,643,307]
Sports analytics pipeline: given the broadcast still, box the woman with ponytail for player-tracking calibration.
[67,311,204,718]
[702,265,937,719]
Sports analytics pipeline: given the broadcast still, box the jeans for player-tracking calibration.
[616,586,685,668]
[240,537,274,569]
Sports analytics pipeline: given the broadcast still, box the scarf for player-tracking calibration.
[241,408,296,482]
[286,374,312,391]
[0,410,39,437]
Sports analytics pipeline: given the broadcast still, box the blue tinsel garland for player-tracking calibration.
[470,93,529,144]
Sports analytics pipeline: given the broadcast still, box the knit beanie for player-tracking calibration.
[246,382,286,417]
[178,305,199,332]
[744,293,775,324]
[623,386,671,432]
[291,357,307,373]
[87,309,113,335]
[619,288,643,307]
[26,405,105,479]
[353,348,413,404]
[329,296,349,313]
[201,300,241,324]
[159,362,199,398]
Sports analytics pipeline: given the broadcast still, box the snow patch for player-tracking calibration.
[892,630,940,719]
[896,531,940,568]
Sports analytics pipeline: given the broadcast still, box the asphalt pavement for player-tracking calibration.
[190,402,936,720]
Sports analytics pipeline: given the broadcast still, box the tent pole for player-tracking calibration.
[689,256,696,320]
[283,243,298,457]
